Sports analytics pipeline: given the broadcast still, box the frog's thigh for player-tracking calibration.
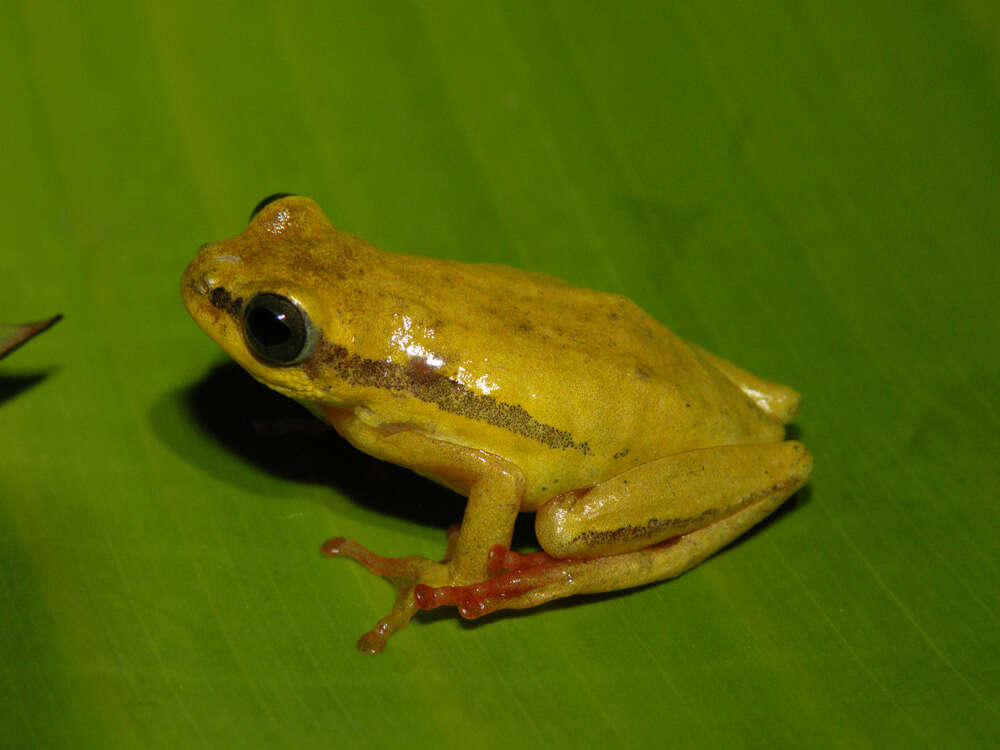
[535,441,812,559]
[502,465,800,613]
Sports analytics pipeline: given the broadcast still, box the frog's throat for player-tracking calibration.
[302,336,591,454]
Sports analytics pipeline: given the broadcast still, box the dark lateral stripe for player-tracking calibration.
[571,509,719,549]
[569,475,802,549]
[304,338,589,454]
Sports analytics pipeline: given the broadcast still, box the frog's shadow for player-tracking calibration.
[0,371,56,408]
[175,361,467,530]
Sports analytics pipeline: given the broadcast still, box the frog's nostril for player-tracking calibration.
[194,273,212,295]
[188,268,226,297]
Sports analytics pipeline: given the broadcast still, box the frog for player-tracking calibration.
[181,194,813,654]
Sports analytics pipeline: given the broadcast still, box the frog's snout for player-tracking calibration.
[184,268,210,297]
[182,246,242,297]
[181,259,213,310]
[181,246,243,328]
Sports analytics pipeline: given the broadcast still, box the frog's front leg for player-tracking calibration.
[320,528,455,654]
[321,427,524,653]
[416,441,812,617]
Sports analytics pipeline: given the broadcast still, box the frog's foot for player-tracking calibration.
[320,526,460,654]
[415,533,710,619]
[414,545,593,618]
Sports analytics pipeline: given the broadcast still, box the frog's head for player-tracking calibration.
[181,194,366,405]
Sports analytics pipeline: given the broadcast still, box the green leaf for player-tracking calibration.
[2,1,997,747]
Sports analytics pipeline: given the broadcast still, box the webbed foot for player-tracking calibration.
[321,526,460,653]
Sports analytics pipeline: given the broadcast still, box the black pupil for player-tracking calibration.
[248,307,291,347]
[243,293,311,364]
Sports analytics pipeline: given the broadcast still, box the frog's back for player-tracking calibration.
[337,247,786,485]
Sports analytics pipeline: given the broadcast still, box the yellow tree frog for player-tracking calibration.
[181,194,813,653]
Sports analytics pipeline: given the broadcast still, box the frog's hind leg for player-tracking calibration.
[415,441,812,619]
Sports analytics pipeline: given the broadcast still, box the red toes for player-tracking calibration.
[320,537,348,556]
[414,564,569,618]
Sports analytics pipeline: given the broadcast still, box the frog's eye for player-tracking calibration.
[249,193,296,221]
[242,293,316,365]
